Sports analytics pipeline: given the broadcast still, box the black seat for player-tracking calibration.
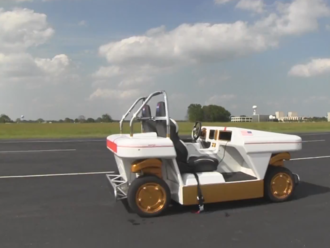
[141,104,156,133]
[155,101,219,174]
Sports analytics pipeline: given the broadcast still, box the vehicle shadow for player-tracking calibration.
[163,181,330,217]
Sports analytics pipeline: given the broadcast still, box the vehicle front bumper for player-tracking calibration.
[105,173,128,200]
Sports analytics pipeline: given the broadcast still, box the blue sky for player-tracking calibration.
[0,0,330,121]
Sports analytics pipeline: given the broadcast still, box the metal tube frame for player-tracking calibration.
[119,96,146,133]
[129,90,170,137]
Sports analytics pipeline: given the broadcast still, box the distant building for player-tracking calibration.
[275,111,284,119]
[231,116,252,122]
[252,114,272,122]
[279,116,300,121]
[328,113,330,122]
[288,111,298,117]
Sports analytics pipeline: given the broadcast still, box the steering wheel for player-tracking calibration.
[191,121,202,141]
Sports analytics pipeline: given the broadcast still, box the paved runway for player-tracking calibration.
[1,133,330,248]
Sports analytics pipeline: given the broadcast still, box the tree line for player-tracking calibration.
[187,104,231,122]
[1,103,232,124]
[2,107,326,124]
[0,114,113,123]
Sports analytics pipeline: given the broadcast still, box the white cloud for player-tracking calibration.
[97,0,330,70]
[236,0,265,13]
[304,96,330,103]
[93,65,123,78]
[0,0,34,2]
[84,0,330,122]
[91,0,330,103]
[271,0,330,36]
[98,21,282,73]
[34,54,72,75]
[214,0,235,5]
[0,8,54,52]
[288,58,330,77]
[0,53,40,79]
[206,94,236,105]
[0,8,80,88]
[78,20,87,26]
[197,75,231,86]
[89,88,141,101]
[326,24,330,30]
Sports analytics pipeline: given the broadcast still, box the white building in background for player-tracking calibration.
[328,113,330,122]
[275,111,284,119]
[278,116,301,122]
[231,116,252,122]
[288,111,298,117]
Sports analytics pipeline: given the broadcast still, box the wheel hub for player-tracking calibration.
[136,183,166,213]
[271,173,293,199]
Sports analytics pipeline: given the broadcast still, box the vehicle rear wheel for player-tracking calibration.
[127,175,171,217]
[264,166,295,202]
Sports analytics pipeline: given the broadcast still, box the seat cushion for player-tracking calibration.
[177,156,219,173]
[188,156,219,168]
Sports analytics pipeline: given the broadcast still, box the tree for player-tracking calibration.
[186,104,231,122]
[101,114,113,122]
[202,105,231,122]
[86,118,95,122]
[78,115,85,123]
[187,104,204,122]
[64,118,73,123]
[0,114,12,123]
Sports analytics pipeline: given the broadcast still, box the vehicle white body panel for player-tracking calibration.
[107,133,176,159]
[182,172,226,186]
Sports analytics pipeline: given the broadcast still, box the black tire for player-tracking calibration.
[127,175,171,217]
[264,166,295,202]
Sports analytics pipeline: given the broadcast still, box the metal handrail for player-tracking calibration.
[129,90,170,137]
[119,96,146,133]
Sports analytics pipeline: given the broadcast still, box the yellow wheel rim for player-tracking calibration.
[136,183,167,213]
[270,172,293,199]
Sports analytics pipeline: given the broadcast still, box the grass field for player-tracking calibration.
[1,121,330,139]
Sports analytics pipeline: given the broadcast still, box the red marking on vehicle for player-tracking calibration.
[107,139,117,152]
[224,127,227,131]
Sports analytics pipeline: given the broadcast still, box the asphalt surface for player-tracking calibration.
[1,133,330,248]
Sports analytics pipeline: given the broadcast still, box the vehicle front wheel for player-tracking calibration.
[264,166,295,202]
[127,175,171,217]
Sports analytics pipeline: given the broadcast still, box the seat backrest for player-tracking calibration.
[155,101,188,162]
[155,101,167,137]
[141,104,156,132]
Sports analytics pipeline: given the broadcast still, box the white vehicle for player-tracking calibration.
[106,90,302,217]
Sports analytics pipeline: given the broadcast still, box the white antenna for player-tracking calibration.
[252,105,257,115]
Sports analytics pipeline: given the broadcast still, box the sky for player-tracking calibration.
[0,0,330,121]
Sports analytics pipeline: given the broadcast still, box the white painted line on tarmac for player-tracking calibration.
[0,149,76,154]
[0,171,115,179]
[302,140,325,142]
[298,133,330,136]
[291,155,330,161]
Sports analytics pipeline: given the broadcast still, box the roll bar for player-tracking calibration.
[129,90,170,137]
[119,96,146,133]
